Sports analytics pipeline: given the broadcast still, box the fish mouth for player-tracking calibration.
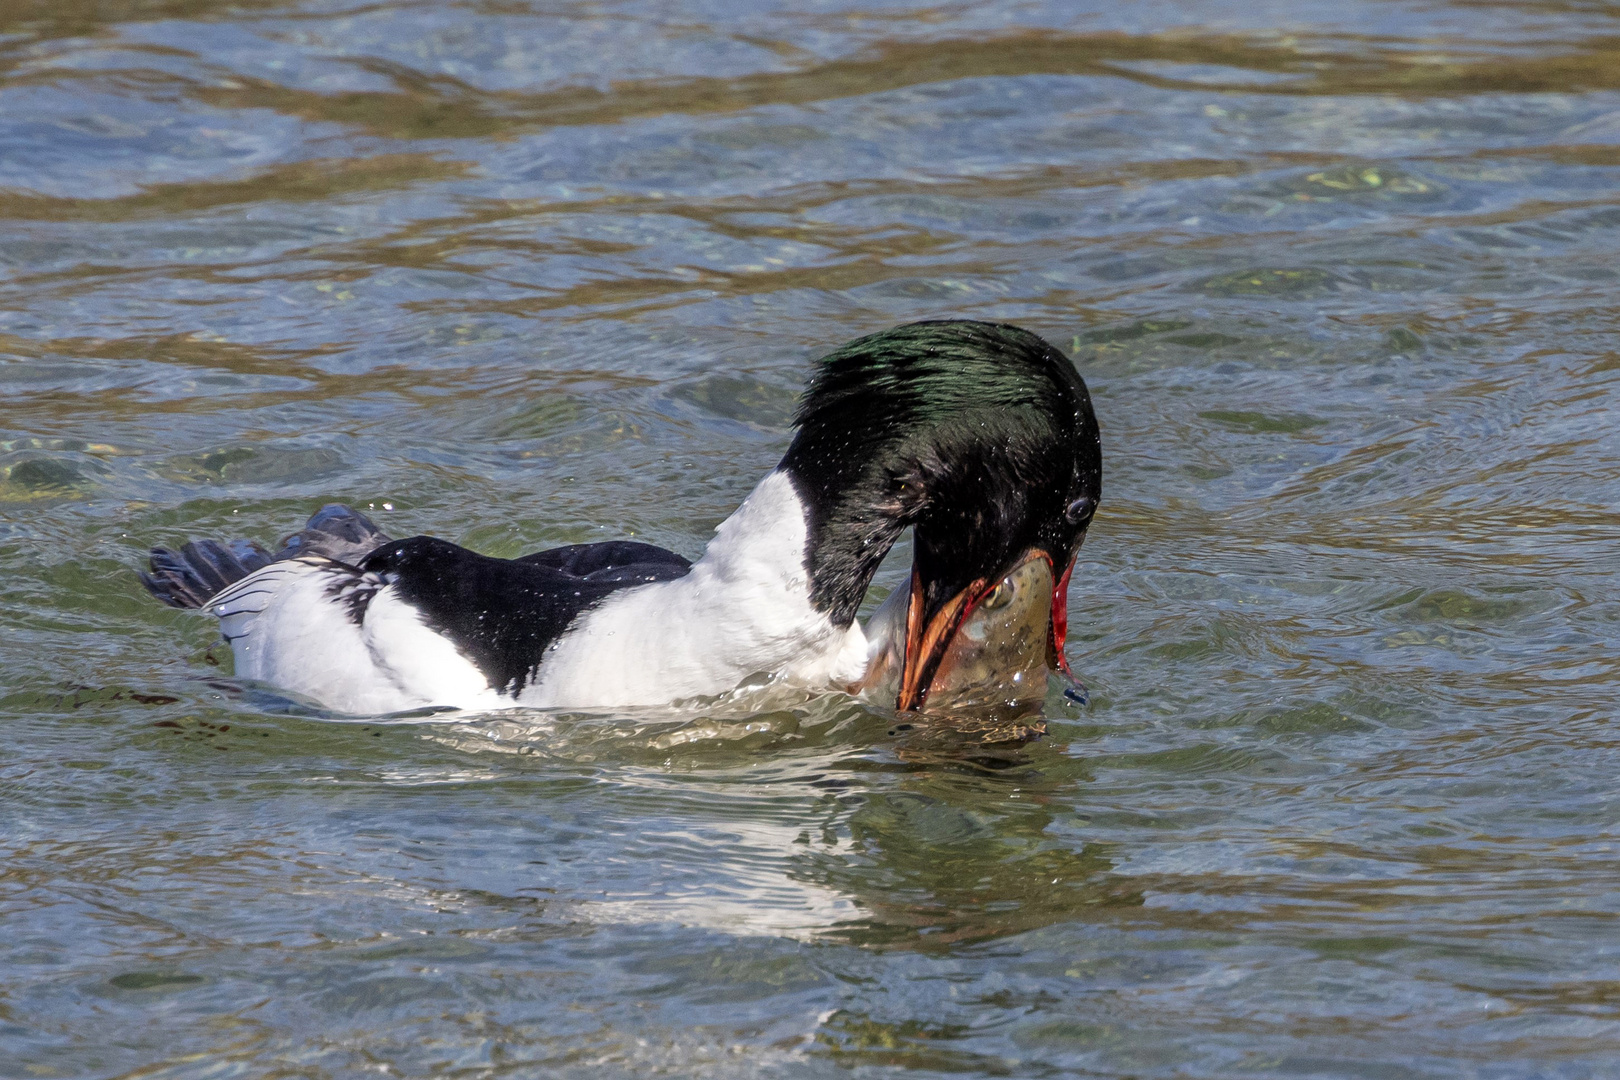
[861,547,1077,714]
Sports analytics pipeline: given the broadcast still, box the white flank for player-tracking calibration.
[209,557,502,715]
[528,469,869,707]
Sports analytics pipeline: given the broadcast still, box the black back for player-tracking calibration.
[362,537,690,696]
[517,540,691,585]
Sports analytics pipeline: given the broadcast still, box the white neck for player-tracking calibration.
[525,470,870,707]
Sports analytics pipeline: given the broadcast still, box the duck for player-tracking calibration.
[140,320,1102,717]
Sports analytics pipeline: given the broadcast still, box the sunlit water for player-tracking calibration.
[5,1,1620,1075]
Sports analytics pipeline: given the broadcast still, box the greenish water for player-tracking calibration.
[6,1,1620,1075]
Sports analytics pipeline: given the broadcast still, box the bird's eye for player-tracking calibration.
[1065,496,1095,525]
[980,578,1014,610]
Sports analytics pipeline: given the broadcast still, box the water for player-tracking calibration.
[5,0,1620,1075]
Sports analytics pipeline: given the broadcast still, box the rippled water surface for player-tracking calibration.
[7,0,1620,1075]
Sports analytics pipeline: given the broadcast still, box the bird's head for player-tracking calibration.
[780,320,1101,713]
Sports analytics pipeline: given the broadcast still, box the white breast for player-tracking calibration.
[527,470,869,707]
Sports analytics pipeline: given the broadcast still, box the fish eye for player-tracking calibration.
[1065,496,1095,525]
[980,578,1014,610]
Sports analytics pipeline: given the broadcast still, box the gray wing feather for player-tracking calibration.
[272,504,392,566]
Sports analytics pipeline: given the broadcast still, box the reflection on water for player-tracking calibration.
[6,0,1620,1075]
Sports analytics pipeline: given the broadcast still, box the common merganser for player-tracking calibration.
[140,320,1102,716]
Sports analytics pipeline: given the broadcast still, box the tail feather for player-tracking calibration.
[140,503,391,610]
[141,539,273,609]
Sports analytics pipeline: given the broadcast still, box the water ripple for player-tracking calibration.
[5,0,1620,1075]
